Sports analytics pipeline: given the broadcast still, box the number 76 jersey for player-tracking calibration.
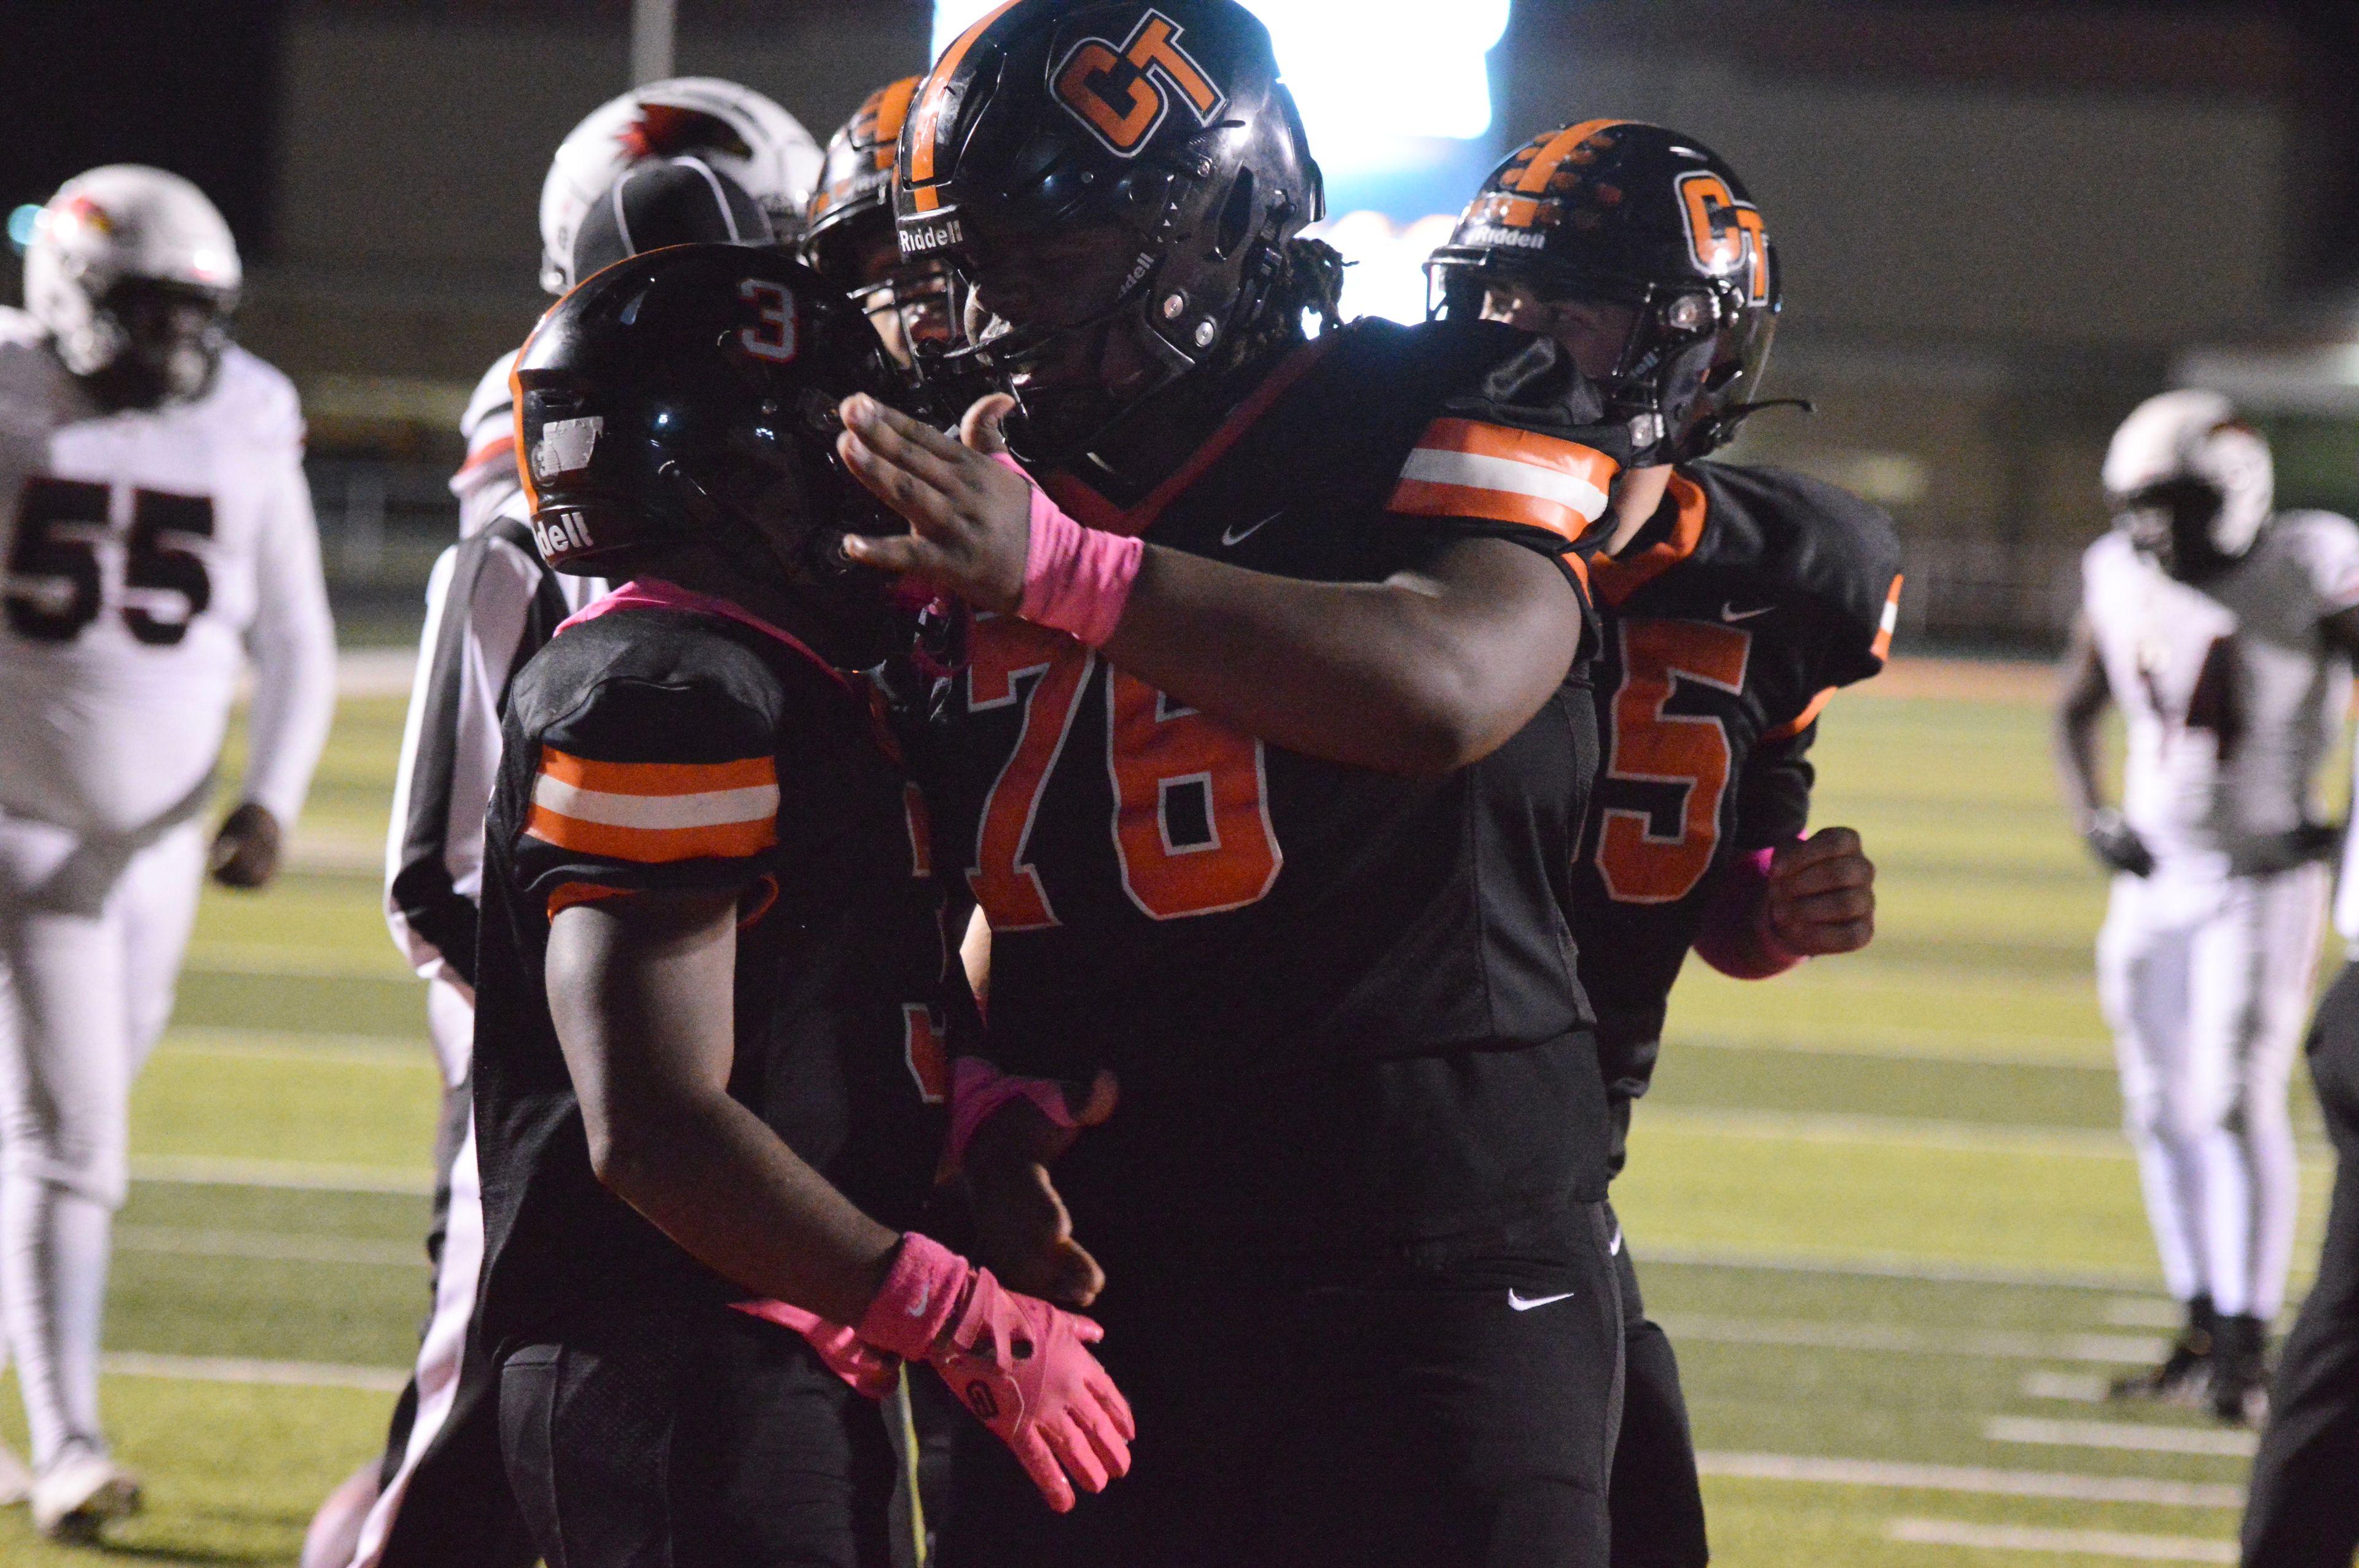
[0,307,329,837]
[1572,460,1901,1066]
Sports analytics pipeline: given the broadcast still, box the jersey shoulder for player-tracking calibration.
[1291,317,1615,552]
[1683,460,1903,681]
[504,610,804,891]
[205,345,305,452]
[0,308,79,424]
[461,349,521,454]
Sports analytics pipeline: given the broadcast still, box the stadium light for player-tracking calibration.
[928,1,1514,322]
[6,205,39,255]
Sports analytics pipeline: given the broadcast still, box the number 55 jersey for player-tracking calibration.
[1572,460,1901,1160]
[934,316,1619,1250]
[0,308,335,839]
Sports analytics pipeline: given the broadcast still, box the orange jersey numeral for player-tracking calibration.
[1105,672,1281,919]
[965,615,1095,930]
[1595,619,1751,904]
[966,615,1281,929]
[902,1003,950,1104]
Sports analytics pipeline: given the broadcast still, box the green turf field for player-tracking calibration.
[0,677,2328,1564]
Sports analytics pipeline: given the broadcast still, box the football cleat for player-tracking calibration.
[30,1440,141,1542]
[2207,1312,2270,1427]
[2108,1295,2216,1407]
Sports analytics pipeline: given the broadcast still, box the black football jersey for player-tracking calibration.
[1572,461,1902,1150]
[936,318,1620,1249]
[470,603,959,1344]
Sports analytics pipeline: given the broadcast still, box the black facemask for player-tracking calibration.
[82,279,231,412]
[2118,478,2237,583]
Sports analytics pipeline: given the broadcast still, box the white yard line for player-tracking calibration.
[1636,1245,2164,1293]
[335,649,417,699]
[1642,1106,2137,1160]
[1697,1451,2242,1509]
[1676,1026,2113,1069]
[180,943,413,981]
[115,1225,423,1268]
[2105,1297,2188,1329]
[1888,1516,2236,1561]
[131,1155,433,1196]
[157,1029,432,1067]
[2021,1371,2111,1403]
[100,1351,407,1394]
[1984,1416,2256,1459]
[1659,1314,2165,1365]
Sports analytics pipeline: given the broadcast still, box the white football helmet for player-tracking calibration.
[23,165,241,391]
[538,77,820,295]
[2103,389,2273,561]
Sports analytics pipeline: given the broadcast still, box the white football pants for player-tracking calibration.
[345,979,482,1568]
[0,810,206,1467]
[2099,860,2325,1322]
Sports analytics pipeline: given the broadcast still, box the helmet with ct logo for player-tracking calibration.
[2103,389,2272,582]
[892,0,1333,465]
[538,77,822,294]
[23,164,241,407]
[1426,122,1781,467]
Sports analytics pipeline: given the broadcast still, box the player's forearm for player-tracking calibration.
[1101,538,1581,776]
[593,1088,902,1326]
[241,617,337,826]
[2052,707,2109,824]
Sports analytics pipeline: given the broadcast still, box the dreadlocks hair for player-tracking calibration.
[1222,235,1347,372]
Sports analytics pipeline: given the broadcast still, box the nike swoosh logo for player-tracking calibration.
[1508,1290,1577,1312]
[1222,510,1284,547]
[1609,1226,1622,1257]
[1722,602,1774,622]
[906,1282,930,1317]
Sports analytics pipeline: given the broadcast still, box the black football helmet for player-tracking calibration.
[1426,121,1782,466]
[512,246,907,650]
[569,155,777,284]
[806,79,960,365]
[893,0,1324,464]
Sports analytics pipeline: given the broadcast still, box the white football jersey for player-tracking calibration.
[0,306,335,838]
[2083,513,2359,867]
[448,349,522,540]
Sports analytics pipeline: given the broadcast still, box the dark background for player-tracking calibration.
[4,0,2356,647]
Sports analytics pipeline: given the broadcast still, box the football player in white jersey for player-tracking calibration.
[302,84,820,1568]
[0,165,335,1537]
[2057,389,2359,1424]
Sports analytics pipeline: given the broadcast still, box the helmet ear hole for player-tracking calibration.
[1211,168,1256,262]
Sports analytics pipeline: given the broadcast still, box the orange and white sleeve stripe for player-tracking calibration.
[1387,418,1621,545]
[526,747,779,864]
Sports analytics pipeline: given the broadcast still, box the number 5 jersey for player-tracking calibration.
[0,307,335,839]
[1571,460,1903,1157]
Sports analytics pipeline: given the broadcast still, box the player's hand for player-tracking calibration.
[208,802,283,889]
[1762,827,1875,956]
[963,1068,1118,1309]
[2083,808,2156,877]
[926,1265,1135,1513]
[836,392,1033,612]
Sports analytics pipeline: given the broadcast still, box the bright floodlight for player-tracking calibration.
[929,1,1509,173]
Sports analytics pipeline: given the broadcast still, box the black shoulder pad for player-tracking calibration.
[1685,461,1903,687]
[509,610,787,764]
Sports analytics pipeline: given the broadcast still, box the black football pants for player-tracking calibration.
[2242,960,2359,1567]
[937,1198,1624,1568]
[497,1300,897,1568]
[1606,1204,1711,1568]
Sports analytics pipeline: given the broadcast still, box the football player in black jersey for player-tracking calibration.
[383,248,1132,1568]
[829,3,1650,1564]
[1430,121,1900,1568]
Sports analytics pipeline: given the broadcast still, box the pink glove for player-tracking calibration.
[945,1056,1117,1174]
[732,1299,898,1400]
[858,1231,1134,1512]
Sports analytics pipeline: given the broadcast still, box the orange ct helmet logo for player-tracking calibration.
[1052,8,1227,158]
[1676,171,1769,305]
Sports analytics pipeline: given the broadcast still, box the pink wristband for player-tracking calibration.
[992,452,1143,647]
[855,1231,971,1361]
[945,1055,1086,1174]
[1692,846,1805,980]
